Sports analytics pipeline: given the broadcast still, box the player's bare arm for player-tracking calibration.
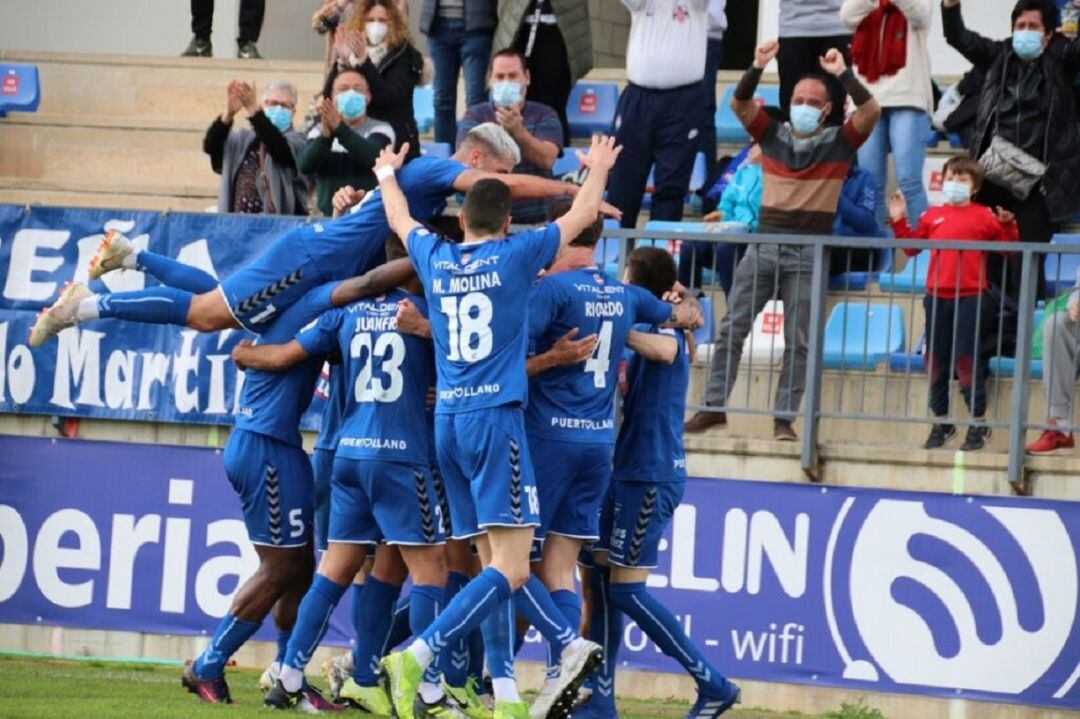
[526,327,598,376]
[372,143,423,247]
[554,135,623,249]
[627,330,678,364]
[331,258,417,307]
[230,338,310,371]
[663,284,705,329]
[395,298,431,339]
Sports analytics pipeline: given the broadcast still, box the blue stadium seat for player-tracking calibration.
[595,219,622,280]
[1044,234,1080,296]
[552,149,582,180]
[0,63,40,117]
[888,331,926,373]
[989,309,1046,378]
[822,302,905,370]
[413,86,435,134]
[715,85,780,143]
[877,250,930,293]
[567,82,619,138]
[926,129,942,147]
[947,133,965,149]
[829,248,895,292]
[694,296,716,346]
[420,141,451,159]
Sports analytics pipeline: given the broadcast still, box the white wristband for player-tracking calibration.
[375,166,395,182]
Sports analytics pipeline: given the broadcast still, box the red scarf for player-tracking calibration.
[851,0,909,84]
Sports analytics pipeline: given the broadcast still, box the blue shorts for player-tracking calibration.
[218,226,327,332]
[311,448,335,551]
[329,457,445,546]
[223,429,313,548]
[529,436,611,542]
[597,481,684,569]
[435,407,540,539]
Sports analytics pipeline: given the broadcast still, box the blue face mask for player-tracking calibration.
[1012,29,1045,60]
[942,180,972,205]
[491,81,524,107]
[336,90,367,120]
[263,105,293,132]
[789,103,823,135]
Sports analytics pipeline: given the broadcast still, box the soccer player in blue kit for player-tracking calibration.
[375,136,622,719]
[230,237,464,718]
[28,124,589,347]
[524,211,702,711]
[575,248,741,719]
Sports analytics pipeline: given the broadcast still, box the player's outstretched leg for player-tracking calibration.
[89,230,218,292]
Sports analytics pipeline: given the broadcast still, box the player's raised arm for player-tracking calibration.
[627,330,678,364]
[231,338,310,371]
[330,257,417,307]
[554,135,622,249]
[373,143,422,248]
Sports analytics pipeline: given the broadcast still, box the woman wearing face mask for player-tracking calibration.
[298,70,396,217]
[942,0,1080,302]
[329,0,423,161]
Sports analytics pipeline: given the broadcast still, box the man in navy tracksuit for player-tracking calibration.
[607,0,709,228]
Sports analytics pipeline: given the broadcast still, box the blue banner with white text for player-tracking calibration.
[0,204,328,430]
[0,434,1076,710]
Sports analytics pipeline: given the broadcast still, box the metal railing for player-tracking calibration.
[591,227,1080,494]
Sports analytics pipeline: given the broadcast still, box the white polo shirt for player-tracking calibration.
[623,0,708,89]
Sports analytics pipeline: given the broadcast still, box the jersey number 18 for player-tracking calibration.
[441,292,493,362]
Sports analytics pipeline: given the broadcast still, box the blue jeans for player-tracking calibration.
[426,17,493,146]
[857,107,930,226]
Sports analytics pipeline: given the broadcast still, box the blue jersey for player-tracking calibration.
[526,269,671,444]
[612,325,690,484]
[407,224,561,414]
[313,362,348,451]
[234,286,333,446]
[306,157,467,279]
[296,289,436,464]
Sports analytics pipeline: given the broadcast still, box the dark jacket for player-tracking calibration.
[419,0,497,34]
[943,2,1080,222]
[203,110,308,215]
[329,43,424,161]
[492,0,594,82]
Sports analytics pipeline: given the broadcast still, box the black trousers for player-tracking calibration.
[515,22,572,146]
[777,34,852,125]
[192,0,265,43]
[925,293,990,418]
[980,181,1058,301]
[699,37,724,187]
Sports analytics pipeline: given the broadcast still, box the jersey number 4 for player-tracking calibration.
[585,321,614,388]
[441,292,493,362]
[350,332,406,402]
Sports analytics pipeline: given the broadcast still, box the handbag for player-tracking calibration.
[978,134,1047,200]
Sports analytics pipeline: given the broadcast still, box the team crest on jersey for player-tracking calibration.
[673,2,690,22]
[594,273,605,284]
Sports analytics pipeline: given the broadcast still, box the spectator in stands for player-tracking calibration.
[492,0,594,145]
[457,50,562,223]
[777,0,853,124]
[684,41,880,441]
[700,0,729,186]
[943,0,1080,300]
[182,0,264,58]
[330,0,423,161]
[841,0,934,226]
[1028,273,1080,453]
[204,80,307,216]
[678,144,761,297]
[608,0,708,229]
[830,164,883,277]
[420,0,497,147]
[313,0,358,72]
[298,71,395,217]
[889,156,1018,451]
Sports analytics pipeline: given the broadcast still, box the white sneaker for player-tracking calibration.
[259,663,279,693]
[88,230,134,280]
[29,282,91,348]
[528,640,603,719]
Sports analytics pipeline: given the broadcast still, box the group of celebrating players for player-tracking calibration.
[29,123,741,719]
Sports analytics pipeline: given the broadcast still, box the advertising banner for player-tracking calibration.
[1,434,1076,709]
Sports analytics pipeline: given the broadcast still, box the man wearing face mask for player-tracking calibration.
[457,49,564,224]
[203,80,308,216]
[943,0,1080,303]
[684,40,881,441]
[299,69,396,218]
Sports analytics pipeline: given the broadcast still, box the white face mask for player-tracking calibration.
[366,21,388,46]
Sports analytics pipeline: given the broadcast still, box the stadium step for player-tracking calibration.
[0,176,216,212]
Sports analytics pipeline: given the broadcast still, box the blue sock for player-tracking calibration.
[419,568,511,658]
[135,251,219,293]
[349,583,365,646]
[410,584,444,685]
[513,627,527,658]
[466,628,485,687]
[275,630,291,666]
[514,574,578,655]
[284,574,348,671]
[608,582,728,693]
[351,576,401,686]
[386,594,412,650]
[96,287,192,326]
[548,589,581,672]
[586,566,620,708]
[441,572,470,687]
[480,597,515,682]
[192,614,261,680]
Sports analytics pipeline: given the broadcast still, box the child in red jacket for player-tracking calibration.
[889,156,1018,451]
